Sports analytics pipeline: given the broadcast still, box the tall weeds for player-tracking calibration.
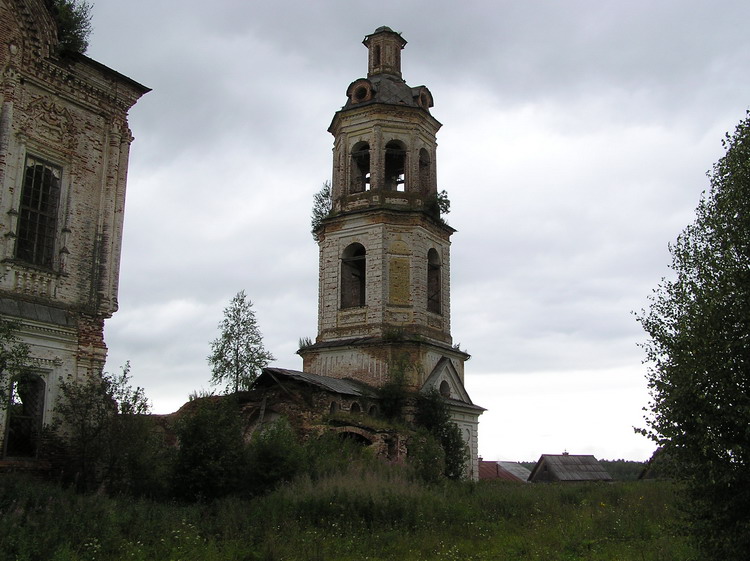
[0,471,695,561]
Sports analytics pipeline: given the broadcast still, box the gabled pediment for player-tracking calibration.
[421,356,473,405]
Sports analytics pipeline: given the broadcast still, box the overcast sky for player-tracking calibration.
[86,0,750,462]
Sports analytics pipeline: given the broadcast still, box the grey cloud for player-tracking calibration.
[89,0,750,461]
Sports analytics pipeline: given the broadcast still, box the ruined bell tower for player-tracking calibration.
[296,26,483,479]
[300,26,468,389]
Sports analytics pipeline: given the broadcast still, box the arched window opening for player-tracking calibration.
[439,380,451,398]
[427,248,441,314]
[384,140,406,191]
[350,142,370,193]
[16,156,62,268]
[341,243,366,308]
[368,404,378,417]
[330,401,340,414]
[418,148,431,194]
[350,401,361,414]
[3,373,45,458]
[373,45,381,67]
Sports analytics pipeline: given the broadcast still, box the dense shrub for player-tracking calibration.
[245,418,304,495]
[406,429,445,484]
[50,363,168,496]
[171,397,248,502]
[414,389,468,479]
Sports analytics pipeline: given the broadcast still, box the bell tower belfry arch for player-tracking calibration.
[301,25,467,378]
[298,26,483,479]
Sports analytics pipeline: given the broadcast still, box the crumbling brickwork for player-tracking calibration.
[299,27,483,479]
[0,0,148,458]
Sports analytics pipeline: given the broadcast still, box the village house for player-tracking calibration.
[0,0,147,460]
[528,453,613,483]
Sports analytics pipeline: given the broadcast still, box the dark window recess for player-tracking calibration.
[16,156,61,268]
[384,141,406,191]
[427,248,441,314]
[440,380,451,397]
[3,374,45,458]
[341,243,366,308]
[354,86,368,101]
[350,143,371,193]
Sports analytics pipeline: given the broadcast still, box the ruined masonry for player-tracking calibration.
[297,26,483,478]
[0,0,148,459]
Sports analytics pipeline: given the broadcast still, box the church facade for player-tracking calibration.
[0,0,148,459]
[298,26,483,478]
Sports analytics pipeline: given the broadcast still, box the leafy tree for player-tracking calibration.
[598,459,645,481]
[0,318,31,401]
[426,189,451,221]
[53,0,93,54]
[414,389,468,480]
[637,112,750,560]
[436,189,450,216]
[311,181,332,241]
[407,429,445,484]
[52,363,165,495]
[172,396,247,502]
[208,290,274,394]
[376,359,409,421]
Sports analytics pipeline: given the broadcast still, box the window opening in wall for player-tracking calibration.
[341,243,366,308]
[373,45,381,67]
[3,373,45,458]
[16,156,62,268]
[427,248,441,314]
[350,142,371,193]
[330,401,339,414]
[419,148,431,194]
[354,86,368,101]
[384,141,406,191]
[350,402,361,414]
[439,380,451,398]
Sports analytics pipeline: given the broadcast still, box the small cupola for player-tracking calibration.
[363,26,407,78]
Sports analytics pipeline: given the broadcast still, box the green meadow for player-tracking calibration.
[0,470,694,561]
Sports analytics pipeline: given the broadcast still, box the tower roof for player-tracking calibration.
[337,27,434,114]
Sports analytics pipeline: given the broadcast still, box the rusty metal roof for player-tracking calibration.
[257,368,376,398]
[528,454,612,482]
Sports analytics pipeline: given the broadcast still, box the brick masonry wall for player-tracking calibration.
[317,211,452,344]
[0,0,146,456]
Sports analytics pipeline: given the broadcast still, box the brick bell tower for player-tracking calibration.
[300,26,469,388]
[298,26,483,478]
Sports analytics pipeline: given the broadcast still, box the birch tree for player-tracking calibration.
[208,291,274,393]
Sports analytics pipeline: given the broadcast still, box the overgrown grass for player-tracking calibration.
[0,470,695,561]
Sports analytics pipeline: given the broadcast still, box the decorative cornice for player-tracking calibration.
[23,58,142,115]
